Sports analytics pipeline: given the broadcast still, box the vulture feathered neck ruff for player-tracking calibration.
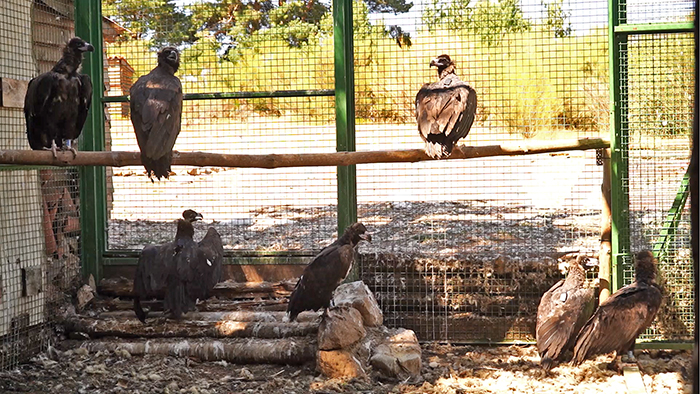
[634,250,657,283]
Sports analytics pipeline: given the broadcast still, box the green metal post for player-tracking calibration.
[333,0,358,276]
[608,0,631,291]
[75,0,107,282]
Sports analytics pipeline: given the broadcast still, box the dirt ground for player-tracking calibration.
[0,341,692,394]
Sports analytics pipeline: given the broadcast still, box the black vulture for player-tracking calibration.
[165,213,224,319]
[286,223,371,322]
[571,250,662,366]
[194,226,224,300]
[24,37,94,158]
[536,254,598,371]
[133,209,202,323]
[415,54,477,159]
[130,47,183,181]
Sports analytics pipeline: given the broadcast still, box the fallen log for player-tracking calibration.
[61,315,318,339]
[98,310,321,323]
[73,338,316,365]
[97,277,296,299]
[92,298,289,312]
[0,138,609,168]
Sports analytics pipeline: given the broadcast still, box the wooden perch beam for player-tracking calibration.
[0,138,609,168]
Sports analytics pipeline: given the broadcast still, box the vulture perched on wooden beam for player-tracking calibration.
[130,46,183,181]
[415,54,477,159]
[286,223,371,322]
[536,254,598,371]
[571,250,662,366]
[166,212,224,319]
[133,209,202,323]
[24,37,94,159]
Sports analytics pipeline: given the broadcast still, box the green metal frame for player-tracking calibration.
[608,1,695,348]
[75,0,107,281]
[74,0,357,282]
[652,168,691,261]
[333,0,358,279]
[608,0,630,292]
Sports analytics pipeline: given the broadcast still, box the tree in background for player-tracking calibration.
[103,0,413,52]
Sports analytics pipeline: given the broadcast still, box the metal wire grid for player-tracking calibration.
[103,0,337,253]
[622,0,695,24]
[356,0,608,342]
[623,33,694,342]
[0,1,82,370]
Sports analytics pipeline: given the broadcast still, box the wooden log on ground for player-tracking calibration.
[98,277,296,299]
[98,310,321,323]
[73,338,316,365]
[92,297,289,312]
[61,315,318,339]
[0,138,610,168]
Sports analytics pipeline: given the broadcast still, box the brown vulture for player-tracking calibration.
[166,213,224,319]
[130,47,183,181]
[286,223,371,322]
[536,254,598,371]
[133,209,202,323]
[24,37,94,158]
[415,54,477,159]
[571,250,662,366]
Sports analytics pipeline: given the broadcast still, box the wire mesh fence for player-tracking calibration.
[623,32,695,342]
[0,0,82,370]
[0,0,694,371]
[355,0,609,342]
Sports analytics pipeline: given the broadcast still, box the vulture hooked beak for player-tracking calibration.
[167,51,178,63]
[360,233,372,243]
[429,58,439,68]
[193,213,204,221]
[80,42,95,52]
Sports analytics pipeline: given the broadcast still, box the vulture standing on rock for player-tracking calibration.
[166,212,224,319]
[415,54,477,159]
[24,37,94,159]
[133,209,202,323]
[571,250,662,366]
[130,47,183,181]
[286,223,372,322]
[536,254,598,371]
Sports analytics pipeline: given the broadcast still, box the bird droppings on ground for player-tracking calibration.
[0,343,691,393]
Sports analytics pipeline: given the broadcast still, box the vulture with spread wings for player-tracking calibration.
[287,223,371,322]
[166,212,224,319]
[24,37,94,158]
[536,254,597,371]
[415,54,477,159]
[133,209,202,323]
[130,47,183,181]
[571,250,662,366]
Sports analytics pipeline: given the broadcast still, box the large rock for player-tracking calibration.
[369,328,422,380]
[332,281,383,327]
[317,349,366,379]
[318,306,366,351]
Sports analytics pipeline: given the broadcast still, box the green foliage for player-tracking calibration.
[103,0,195,46]
[542,0,572,38]
[422,0,531,46]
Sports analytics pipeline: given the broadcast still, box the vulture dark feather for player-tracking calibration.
[24,37,94,158]
[536,254,597,371]
[287,222,371,322]
[133,209,202,323]
[415,54,477,159]
[571,250,662,365]
[130,47,183,181]
[166,212,224,319]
